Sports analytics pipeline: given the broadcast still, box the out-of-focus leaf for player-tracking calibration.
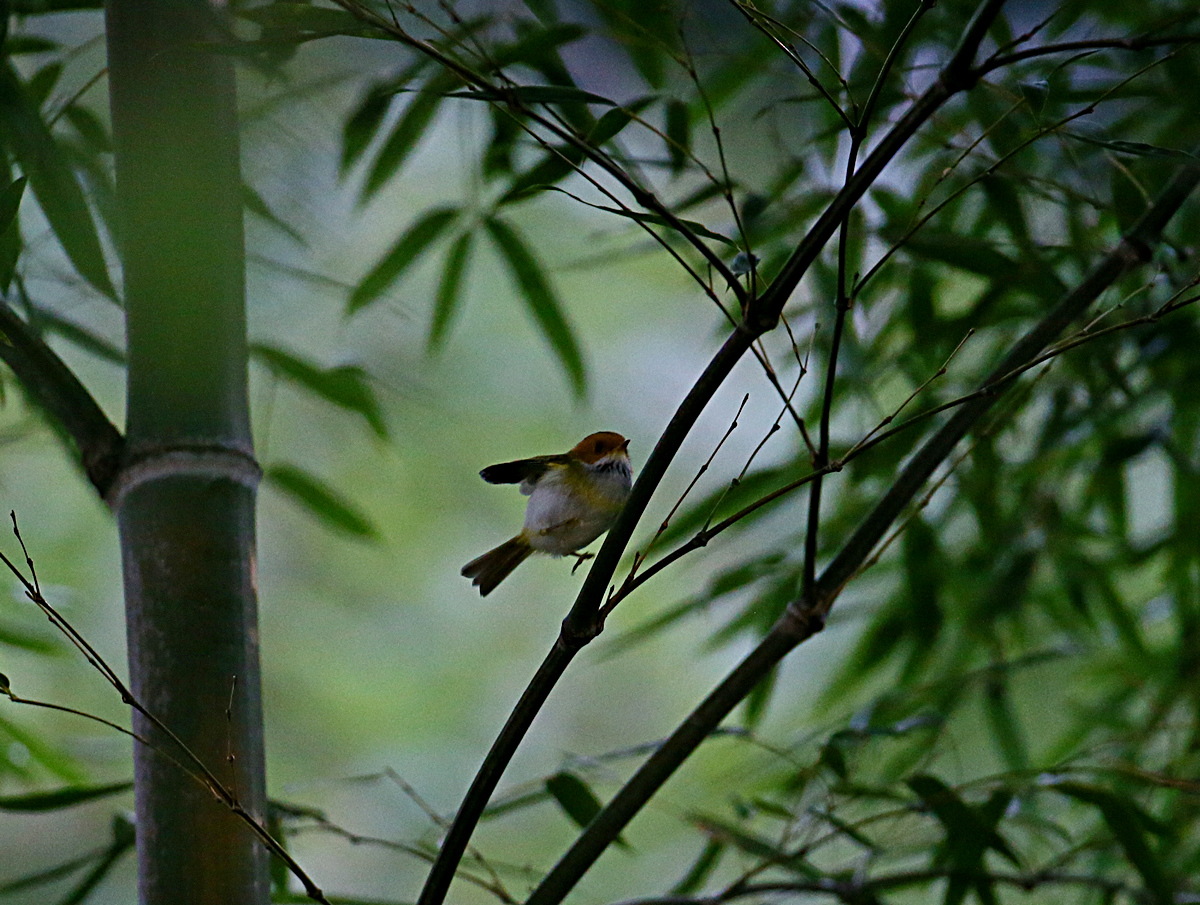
[1065,130,1200,162]
[498,146,587,204]
[488,23,586,72]
[1052,781,1172,902]
[907,775,1020,867]
[742,664,776,729]
[266,465,379,541]
[251,344,388,439]
[24,61,62,109]
[480,786,551,820]
[360,73,458,201]
[242,182,305,246]
[237,3,379,40]
[484,215,586,396]
[983,672,1027,770]
[665,99,689,175]
[62,105,110,152]
[672,839,724,895]
[0,620,58,654]
[348,206,458,315]
[428,231,473,351]
[340,59,429,175]
[449,85,616,107]
[0,780,132,812]
[7,0,102,10]
[0,176,25,292]
[587,97,652,147]
[0,715,85,782]
[3,35,60,54]
[0,62,115,299]
[32,305,125,364]
[57,813,135,905]
[536,186,737,246]
[545,772,626,846]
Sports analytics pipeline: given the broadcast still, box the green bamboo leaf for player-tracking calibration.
[62,104,111,152]
[7,0,103,10]
[340,60,429,176]
[907,774,1020,867]
[449,84,616,106]
[484,215,586,396]
[251,344,388,439]
[0,62,115,299]
[428,231,474,351]
[545,772,603,829]
[349,206,458,315]
[266,465,379,540]
[0,620,58,654]
[57,814,135,905]
[1065,130,1200,162]
[4,36,60,54]
[535,186,737,246]
[360,73,457,201]
[1052,781,1172,902]
[342,90,390,175]
[0,176,25,292]
[983,673,1028,770]
[665,99,689,175]
[30,304,125,364]
[671,839,724,895]
[242,182,305,246]
[498,146,586,204]
[25,61,62,110]
[237,4,376,39]
[0,780,133,812]
[587,98,653,147]
[480,786,551,820]
[488,23,586,71]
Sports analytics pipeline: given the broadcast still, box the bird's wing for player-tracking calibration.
[479,455,570,491]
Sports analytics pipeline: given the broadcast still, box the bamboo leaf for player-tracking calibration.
[62,105,111,152]
[349,206,458,315]
[266,465,379,540]
[0,176,25,292]
[545,772,604,829]
[428,231,474,351]
[1052,781,1172,902]
[360,73,457,201]
[665,99,689,175]
[671,839,724,895]
[0,780,133,812]
[0,61,115,299]
[484,215,586,397]
[448,85,616,106]
[341,60,429,175]
[251,344,388,439]
[242,182,305,246]
[587,97,653,147]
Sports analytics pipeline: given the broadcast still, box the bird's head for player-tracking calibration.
[570,431,630,466]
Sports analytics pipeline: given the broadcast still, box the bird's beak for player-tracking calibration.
[620,439,630,452]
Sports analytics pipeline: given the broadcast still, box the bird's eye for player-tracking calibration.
[595,441,603,454]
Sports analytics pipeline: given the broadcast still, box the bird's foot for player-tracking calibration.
[568,551,594,573]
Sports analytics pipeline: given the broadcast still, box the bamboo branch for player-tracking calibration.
[0,302,124,496]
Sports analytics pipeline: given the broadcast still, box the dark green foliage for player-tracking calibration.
[266,464,379,540]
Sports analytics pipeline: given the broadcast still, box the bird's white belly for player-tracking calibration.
[523,471,626,555]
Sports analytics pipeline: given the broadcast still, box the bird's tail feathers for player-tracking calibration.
[461,535,533,596]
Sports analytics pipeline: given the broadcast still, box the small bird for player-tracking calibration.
[462,431,633,596]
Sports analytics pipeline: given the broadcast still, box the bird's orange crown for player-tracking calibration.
[570,431,630,464]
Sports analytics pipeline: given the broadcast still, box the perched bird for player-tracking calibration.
[462,431,633,596]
